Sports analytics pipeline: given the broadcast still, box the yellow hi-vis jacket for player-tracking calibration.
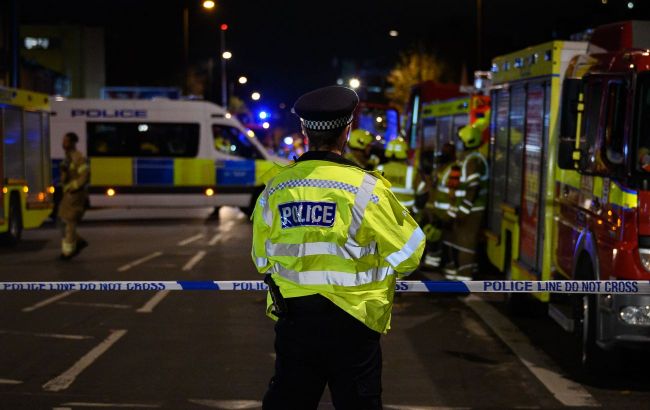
[251,151,425,334]
[375,161,415,208]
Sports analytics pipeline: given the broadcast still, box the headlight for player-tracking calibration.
[639,248,650,271]
[619,305,650,326]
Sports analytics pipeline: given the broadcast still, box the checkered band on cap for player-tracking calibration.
[300,114,354,131]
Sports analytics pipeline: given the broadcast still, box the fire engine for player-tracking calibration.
[0,87,53,244]
[406,77,490,171]
[485,21,650,368]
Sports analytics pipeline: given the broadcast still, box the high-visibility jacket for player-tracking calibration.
[376,161,415,208]
[251,151,425,334]
[454,150,488,217]
[429,162,461,221]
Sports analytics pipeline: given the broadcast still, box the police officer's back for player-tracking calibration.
[251,86,425,409]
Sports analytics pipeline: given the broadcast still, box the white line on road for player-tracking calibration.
[463,295,599,407]
[42,329,127,392]
[0,379,22,384]
[62,402,160,408]
[136,291,171,313]
[22,291,77,313]
[183,250,207,271]
[208,233,223,246]
[0,329,92,340]
[117,251,163,272]
[57,301,132,309]
[178,233,205,246]
[188,400,262,409]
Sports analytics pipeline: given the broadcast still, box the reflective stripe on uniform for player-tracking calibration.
[391,187,415,195]
[268,178,379,204]
[349,174,378,238]
[405,166,414,190]
[437,186,450,194]
[400,199,415,207]
[386,227,425,268]
[272,264,394,287]
[443,240,476,254]
[265,240,377,260]
[434,202,451,210]
[255,257,268,268]
[455,190,466,197]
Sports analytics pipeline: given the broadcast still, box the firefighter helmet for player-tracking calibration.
[385,138,408,160]
[348,129,373,150]
[458,123,482,149]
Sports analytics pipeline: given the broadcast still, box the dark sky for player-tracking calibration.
[20,0,650,108]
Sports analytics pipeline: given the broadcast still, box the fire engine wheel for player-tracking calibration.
[2,196,23,246]
[575,293,606,374]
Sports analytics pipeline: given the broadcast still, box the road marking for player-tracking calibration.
[178,233,204,246]
[62,403,160,408]
[58,301,132,309]
[0,378,22,384]
[136,291,171,313]
[208,233,223,246]
[463,295,599,407]
[183,250,207,271]
[188,400,262,409]
[22,291,77,313]
[0,329,92,340]
[117,251,163,272]
[42,329,127,392]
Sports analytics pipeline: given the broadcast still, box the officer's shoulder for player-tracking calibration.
[71,150,87,163]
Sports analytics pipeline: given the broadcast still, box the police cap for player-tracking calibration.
[292,86,359,131]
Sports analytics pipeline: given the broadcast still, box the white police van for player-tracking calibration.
[50,98,285,212]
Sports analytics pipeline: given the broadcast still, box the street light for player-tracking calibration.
[349,78,361,89]
[251,92,261,101]
[238,76,248,84]
[202,0,216,10]
[222,51,232,59]
[389,30,399,37]
[220,23,228,107]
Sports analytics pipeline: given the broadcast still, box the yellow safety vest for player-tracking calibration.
[251,151,425,333]
[376,161,415,208]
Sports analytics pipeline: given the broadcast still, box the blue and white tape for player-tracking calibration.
[0,280,648,294]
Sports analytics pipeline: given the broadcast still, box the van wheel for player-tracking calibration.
[2,196,23,246]
[575,292,607,376]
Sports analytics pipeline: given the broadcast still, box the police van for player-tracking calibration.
[50,98,285,213]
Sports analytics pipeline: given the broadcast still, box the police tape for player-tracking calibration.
[0,280,648,294]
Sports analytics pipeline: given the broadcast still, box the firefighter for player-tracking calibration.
[58,132,89,260]
[421,142,459,269]
[252,86,425,409]
[345,128,379,170]
[443,122,488,280]
[376,137,415,209]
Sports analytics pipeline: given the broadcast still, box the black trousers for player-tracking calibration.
[263,295,383,410]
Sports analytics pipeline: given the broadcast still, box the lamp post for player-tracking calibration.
[220,24,229,108]
[182,1,216,93]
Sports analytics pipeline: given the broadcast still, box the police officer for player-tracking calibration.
[376,138,415,209]
[443,123,488,280]
[251,86,425,409]
[345,128,379,170]
[58,132,89,260]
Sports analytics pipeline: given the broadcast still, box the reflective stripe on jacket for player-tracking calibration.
[251,152,425,333]
[455,151,488,216]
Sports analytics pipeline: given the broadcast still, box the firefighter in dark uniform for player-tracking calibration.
[58,132,89,260]
[443,123,488,280]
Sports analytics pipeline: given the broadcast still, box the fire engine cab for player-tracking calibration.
[485,20,650,369]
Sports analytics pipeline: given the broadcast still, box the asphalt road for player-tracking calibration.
[0,207,648,409]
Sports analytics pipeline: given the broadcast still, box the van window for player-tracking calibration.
[3,107,24,179]
[213,125,262,159]
[87,122,199,157]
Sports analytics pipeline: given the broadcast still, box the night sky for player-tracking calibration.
[19,0,650,109]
